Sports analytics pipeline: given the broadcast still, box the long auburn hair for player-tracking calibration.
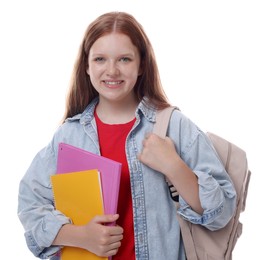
[62,11,170,122]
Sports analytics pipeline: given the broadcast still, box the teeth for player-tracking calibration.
[105,81,121,85]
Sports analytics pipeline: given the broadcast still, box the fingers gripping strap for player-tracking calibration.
[154,105,181,201]
[153,106,177,138]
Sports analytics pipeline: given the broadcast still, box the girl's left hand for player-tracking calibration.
[138,133,179,175]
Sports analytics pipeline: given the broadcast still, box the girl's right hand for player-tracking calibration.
[80,214,123,257]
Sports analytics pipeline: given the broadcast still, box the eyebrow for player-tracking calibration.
[90,52,136,58]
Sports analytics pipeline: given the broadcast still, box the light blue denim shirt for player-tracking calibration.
[18,98,236,260]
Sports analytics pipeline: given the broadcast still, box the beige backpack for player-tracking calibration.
[154,106,251,260]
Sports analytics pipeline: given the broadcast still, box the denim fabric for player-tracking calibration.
[17,98,236,259]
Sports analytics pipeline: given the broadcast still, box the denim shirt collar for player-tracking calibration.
[66,97,157,125]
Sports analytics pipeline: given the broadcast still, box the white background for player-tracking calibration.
[1,0,266,259]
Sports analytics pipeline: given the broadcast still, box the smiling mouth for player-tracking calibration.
[104,80,123,85]
[103,80,124,88]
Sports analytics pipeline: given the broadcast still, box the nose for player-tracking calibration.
[106,61,119,76]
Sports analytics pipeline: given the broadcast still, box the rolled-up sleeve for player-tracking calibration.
[17,142,71,258]
[169,111,236,231]
[178,132,236,230]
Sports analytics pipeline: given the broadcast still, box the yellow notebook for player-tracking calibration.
[51,169,107,260]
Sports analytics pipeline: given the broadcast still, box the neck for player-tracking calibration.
[96,96,139,124]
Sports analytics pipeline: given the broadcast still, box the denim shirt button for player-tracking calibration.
[135,197,140,207]
[133,161,137,172]
[139,233,143,244]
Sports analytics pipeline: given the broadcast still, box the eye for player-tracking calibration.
[120,57,131,62]
[94,57,105,62]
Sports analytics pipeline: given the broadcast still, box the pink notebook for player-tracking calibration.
[56,142,122,216]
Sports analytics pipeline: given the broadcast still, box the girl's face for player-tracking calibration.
[87,33,142,105]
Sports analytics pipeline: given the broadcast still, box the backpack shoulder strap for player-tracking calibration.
[154,106,198,260]
[153,106,177,138]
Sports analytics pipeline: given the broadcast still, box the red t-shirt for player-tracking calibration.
[95,111,136,260]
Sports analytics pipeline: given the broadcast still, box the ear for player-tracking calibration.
[86,66,90,75]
